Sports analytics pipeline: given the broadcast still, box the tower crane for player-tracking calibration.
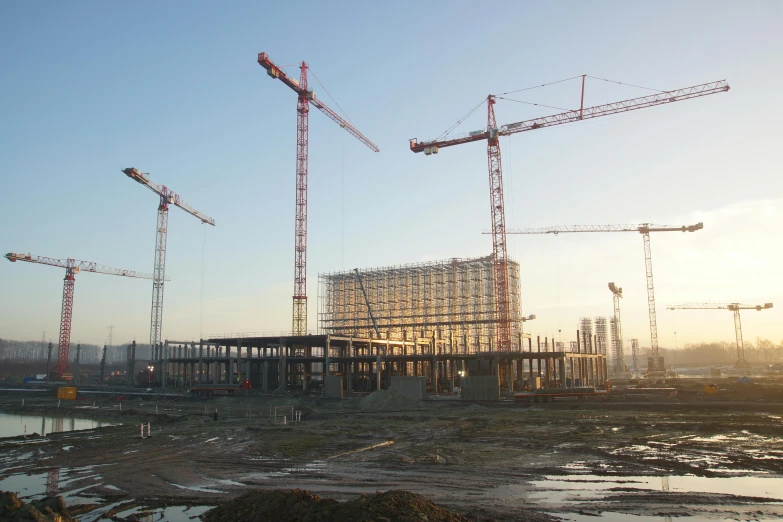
[257,52,379,336]
[410,78,729,352]
[503,223,703,375]
[667,302,773,368]
[4,252,163,380]
[121,168,215,353]
[608,282,625,374]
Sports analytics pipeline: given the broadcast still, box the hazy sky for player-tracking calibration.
[1,1,781,349]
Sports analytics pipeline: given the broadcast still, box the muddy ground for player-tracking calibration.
[1,380,782,521]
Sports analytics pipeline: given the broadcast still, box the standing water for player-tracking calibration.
[0,413,116,438]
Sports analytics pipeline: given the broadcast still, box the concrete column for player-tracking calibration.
[377,356,383,391]
[559,357,566,386]
[162,340,168,389]
[237,341,243,383]
[74,343,81,385]
[280,355,287,390]
[347,339,353,397]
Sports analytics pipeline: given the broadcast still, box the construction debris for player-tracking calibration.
[202,488,468,522]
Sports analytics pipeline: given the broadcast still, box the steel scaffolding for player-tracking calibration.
[595,317,609,356]
[318,255,522,353]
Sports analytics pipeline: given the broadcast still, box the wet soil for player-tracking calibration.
[201,488,470,522]
[1,380,782,520]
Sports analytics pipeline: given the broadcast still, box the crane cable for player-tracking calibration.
[435,97,487,141]
[495,75,583,96]
[585,75,666,93]
[495,97,572,112]
[309,67,357,128]
[200,224,206,340]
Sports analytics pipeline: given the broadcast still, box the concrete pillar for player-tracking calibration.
[162,341,168,389]
[100,344,107,386]
[237,341,243,383]
[74,343,81,385]
[377,356,383,391]
[324,336,330,383]
[347,339,353,397]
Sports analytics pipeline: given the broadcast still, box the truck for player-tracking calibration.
[188,380,251,396]
[514,385,610,403]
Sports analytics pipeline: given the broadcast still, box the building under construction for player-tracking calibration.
[318,255,523,352]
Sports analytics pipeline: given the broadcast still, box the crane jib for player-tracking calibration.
[409,79,728,153]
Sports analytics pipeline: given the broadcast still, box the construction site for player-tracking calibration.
[2,5,783,521]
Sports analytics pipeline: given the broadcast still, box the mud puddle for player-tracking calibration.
[110,504,213,521]
[0,412,118,438]
[0,464,110,501]
[523,474,783,503]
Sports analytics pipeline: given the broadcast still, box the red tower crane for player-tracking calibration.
[257,52,379,335]
[503,223,703,375]
[4,252,163,380]
[122,168,215,353]
[410,79,729,352]
[667,302,773,368]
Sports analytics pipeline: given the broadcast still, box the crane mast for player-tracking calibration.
[608,282,625,374]
[486,96,512,351]
[122,168,215,354]
[410,78,728,353]
[667,302,773,368]
[5,252,159,380]
[505,223,703,375]
[257,52,379,336]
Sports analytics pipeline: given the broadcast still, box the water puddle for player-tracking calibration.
[0,413,118,438]
[520,474,783,504]
[557,514,710,521]
[113,504,213,521]
[0,465,112,500]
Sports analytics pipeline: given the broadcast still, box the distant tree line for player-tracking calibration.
[0,339,152,364]
[633,338,783,367]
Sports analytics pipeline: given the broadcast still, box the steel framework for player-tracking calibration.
[609,282,625,374]
[580,318,593,352]
[5,252,159,379]
[667,302,773,368]
[318,256,521,353]
[595,317,609,356]
[258,52,379,336]
[629,338,640,378]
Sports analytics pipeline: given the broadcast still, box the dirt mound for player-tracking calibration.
[358,389,423,412]
[202,488,467,522]
[0,491,74,521]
